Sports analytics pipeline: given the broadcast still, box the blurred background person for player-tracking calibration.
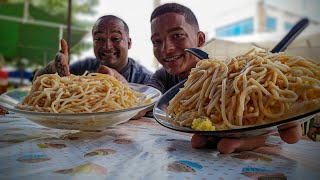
[0,59,8,95]
[0,58,8,115]
[307,113,320,141]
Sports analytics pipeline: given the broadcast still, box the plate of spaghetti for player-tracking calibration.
[154,49,320,138]
[0,73,161,131]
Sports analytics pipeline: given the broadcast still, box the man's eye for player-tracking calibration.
[94,38,103,42]
[152,40,160,46]
[112,37,121,42]
[173,34,183,39]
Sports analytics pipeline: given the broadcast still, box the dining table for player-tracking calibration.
[1,112,320,180]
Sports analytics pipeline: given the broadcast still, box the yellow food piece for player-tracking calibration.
[144,98,152,104]
[191,118,215,131]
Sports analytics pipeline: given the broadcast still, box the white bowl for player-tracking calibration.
[0,83,161,131]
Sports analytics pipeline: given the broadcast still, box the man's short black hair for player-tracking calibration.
[93,15,129,36]
[150,3,199,31]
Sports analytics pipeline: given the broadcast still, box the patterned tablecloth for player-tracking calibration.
[0,113,320,180]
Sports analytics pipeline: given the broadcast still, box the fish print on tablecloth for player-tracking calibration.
[113,138,134,144]
[17,154,51,163]
[60,131,113,141]
[167,160,203,174]
[84,149,116,157]
[232,152,272,162]
[241,167,286,179]
[55,163,107,175]
[0,133,35,143]
[105,131,129,138]
[37,143,66,149]
[149,133,167,137]
[155,138,189,144]
[252,138,284,156]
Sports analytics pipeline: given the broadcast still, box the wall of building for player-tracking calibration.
[214,1,319,40]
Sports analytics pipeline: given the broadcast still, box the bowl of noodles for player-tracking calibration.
[154,49,320,138]
[0,73,161,131]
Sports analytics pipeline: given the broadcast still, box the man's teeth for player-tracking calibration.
[165,56,180,62]
[102,52,116,56]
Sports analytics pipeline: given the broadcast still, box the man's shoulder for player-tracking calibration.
[128,58,152,76]
[154,67,168,73]
[146,67,181,94]
[153,67,172,77]
[120,58,152,84]
[150,67,180,83]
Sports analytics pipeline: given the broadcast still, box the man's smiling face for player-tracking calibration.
[151,12,201,78]
[92,18,131,72]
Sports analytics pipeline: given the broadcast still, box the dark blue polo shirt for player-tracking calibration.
[69,57,152,84]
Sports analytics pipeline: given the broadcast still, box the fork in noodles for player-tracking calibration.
[167,49,320,130]
[17,73,146,113]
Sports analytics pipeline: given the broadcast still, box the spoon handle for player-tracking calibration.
[270,18,309,53]
[184,48,209,60]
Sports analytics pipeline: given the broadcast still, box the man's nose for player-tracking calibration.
[103,39,113,49]
[161,39,175,53]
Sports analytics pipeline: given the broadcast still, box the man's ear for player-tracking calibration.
[128,37,132,49]
[197,31,206,47]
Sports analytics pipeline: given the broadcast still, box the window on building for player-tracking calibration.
[284,22,294,31]
[266,16,277,32]
[216,18,254,37]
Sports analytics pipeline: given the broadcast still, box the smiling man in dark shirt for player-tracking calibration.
[145,3,302,154]
[34,15,152,84]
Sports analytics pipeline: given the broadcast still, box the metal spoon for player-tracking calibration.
[184,48,209,60]
[271,18,309,53]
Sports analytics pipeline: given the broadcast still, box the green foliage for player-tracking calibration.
[6,0,99,28]
[3,0,99,64]
[71,41,92,56]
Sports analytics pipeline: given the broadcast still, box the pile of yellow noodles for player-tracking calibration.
[168,49,320,130]
[17,73,146,113]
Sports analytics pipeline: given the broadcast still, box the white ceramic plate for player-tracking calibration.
[0,83,161,131]
[153,82,320,138]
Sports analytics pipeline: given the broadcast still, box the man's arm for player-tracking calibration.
[33,39,70,81]
[144,68,168,94]
[33,61,57,81]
